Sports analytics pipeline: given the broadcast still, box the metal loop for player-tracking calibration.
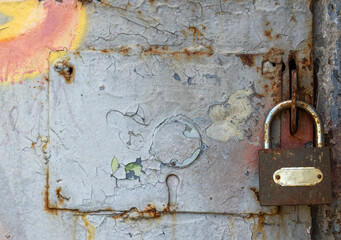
[264,100,324,149]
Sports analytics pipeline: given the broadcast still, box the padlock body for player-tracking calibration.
[258,147,332,206]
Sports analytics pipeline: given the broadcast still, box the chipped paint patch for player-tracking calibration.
[206,88,253,142]
[111,156,119,176]
[151,115,203,168]
[125,158,144,180]
[0,0,87,84]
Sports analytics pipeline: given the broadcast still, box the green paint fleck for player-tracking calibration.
[125,158,143,180]
[111,156,119,175]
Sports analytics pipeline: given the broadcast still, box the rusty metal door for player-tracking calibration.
[47,0,314,215]
[0,0,317,239]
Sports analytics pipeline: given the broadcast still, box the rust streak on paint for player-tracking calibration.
[82,214,96,240]
[56,187,64,205]
[44,167,58,215]
[249,187,260,202]
[255,215,266,240]
[118,46,131,56]
[143,46,213,58]
[188,26,204,44]
[301,57,312,70]
[112,204,161,220]
[56,187,70,205]
[162,204,170,212]
[236,54,255,67]
[264,30,272,39]
[264,48,284,61]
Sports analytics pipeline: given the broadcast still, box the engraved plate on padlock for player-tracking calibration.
[273,167,323,186]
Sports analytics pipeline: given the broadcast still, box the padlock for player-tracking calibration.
[258,100,332,206]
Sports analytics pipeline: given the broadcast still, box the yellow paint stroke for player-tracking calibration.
[0,0,46,41]
[0,0,88,85]
[82,214,96,240]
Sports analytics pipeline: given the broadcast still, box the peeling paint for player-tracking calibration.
[204,74,221,86]
[125,158,144,180]
[151,115,203,168]
[110,156,119,176]
[0,0,317,238]
[206,88,253,142]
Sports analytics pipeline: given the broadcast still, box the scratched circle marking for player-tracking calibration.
[151,115,203,168]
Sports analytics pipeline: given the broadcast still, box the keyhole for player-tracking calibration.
[166,174,180,211]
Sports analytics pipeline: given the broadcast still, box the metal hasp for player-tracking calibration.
[259,100,332,206]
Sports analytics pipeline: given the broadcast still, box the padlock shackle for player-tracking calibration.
[264,100,324,149]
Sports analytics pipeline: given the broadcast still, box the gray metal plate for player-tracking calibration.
[47,0,313,214]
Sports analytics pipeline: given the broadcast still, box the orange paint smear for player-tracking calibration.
[0,0,86,84]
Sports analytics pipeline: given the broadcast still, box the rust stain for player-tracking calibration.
[42,143,47,151]
[264,48,284,61]
[149,0,155,4]
[56,187,64,205]
[82,214,96,240]
[144,204,161,218]
[162,204,170,212]
[271,81,282,102]
[264,27,273,39]
[187,26,204,44]
[100,49,110,53]
[249,187,260,202]
[54,58,75,84]
[301,57,312,70]
[44,169,126,216]
[44,168,58,215]
[261,48,284,86]
[112,204,162,220]
[254,215,266,240]
[236,54,255,67]
[118,46,131,56]
[56,187,70,205]
[143,46,213,59]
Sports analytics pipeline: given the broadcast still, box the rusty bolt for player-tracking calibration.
[317,174,322,179]
[275,175,280,180]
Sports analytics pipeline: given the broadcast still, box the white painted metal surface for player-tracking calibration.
[0,0,316,239]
